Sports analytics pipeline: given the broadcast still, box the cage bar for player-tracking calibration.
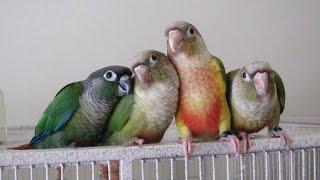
[302,149,306,180]
[170,158,174,180]
[45,164,48,180]
[107,161,111,180]
[278,151,282,180]
[60,163,64,180]
[155,159,159,180]
[252,153,256,180]
[184,157,188,180]
[239,154,244,180]
[212,155,216,180]
[264,152,269,180]
[198,156,202,180]
[313,148,317,180]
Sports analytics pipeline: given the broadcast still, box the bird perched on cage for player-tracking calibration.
[9,66,133,150]
[165,21,240,157]
[226,61,289,151]
[99,50,179,179]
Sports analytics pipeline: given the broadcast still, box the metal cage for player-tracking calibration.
[0,120,319,180]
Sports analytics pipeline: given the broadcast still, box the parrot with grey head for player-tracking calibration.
[99,50,179,179]
[226,61,289,151]
[9,66,133,149]
[165,21,240,157]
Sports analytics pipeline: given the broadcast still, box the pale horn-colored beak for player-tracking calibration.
[254,72,269,96]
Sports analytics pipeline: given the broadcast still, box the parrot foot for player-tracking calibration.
[99,160,119,180]
[179,136,193,158]
[269,126,291,149]
[220,131,240,154]
[124,137,145,146]
[239,132,251,152]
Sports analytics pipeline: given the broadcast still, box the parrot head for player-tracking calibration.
[165,21,208,57]
[85,66,133,98]
[131,50,177,88]
[235,61,275,98]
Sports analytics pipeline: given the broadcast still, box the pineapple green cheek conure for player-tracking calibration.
[9,66,133,149]
[101,50,179,146]
[226,61,289,151]
[165,21,240,157]
[98,50,179,179]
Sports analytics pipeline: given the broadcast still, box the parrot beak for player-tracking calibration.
[167,28,183,53]
[254,72,269,96]
[133,64,150,84]
[118,75,132,97]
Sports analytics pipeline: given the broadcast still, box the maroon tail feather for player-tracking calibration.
[7,143,32,150]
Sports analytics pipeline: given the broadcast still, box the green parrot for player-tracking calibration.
[98,50,179,180]
[101,50,179,146]
[10,66,133,149]
[226,61,288,151]
[165,21,240,157]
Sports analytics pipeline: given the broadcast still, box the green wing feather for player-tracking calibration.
[212,56,228,93]
[273,70,286,114]
[30,82,83,144]
[226,69,239,99]
[103,93,135,139]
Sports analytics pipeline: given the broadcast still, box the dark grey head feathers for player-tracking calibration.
[84,66,133,97]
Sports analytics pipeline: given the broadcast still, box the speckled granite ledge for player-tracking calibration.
[0,123,319,168]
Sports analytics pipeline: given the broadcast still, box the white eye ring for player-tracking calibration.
[149,54,158,64]
[103,70,117,82]
[242,72,250,81]
[187,26,195,37]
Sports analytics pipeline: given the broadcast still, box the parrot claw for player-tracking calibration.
[269,127,291,149]
[124,137,145,146]
[220,134,240,155]
[239,132,251,152]
[180,136,193,158]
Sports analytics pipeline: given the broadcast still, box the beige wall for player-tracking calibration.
[0,1,319,126]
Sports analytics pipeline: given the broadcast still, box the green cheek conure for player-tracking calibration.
[226,61,289,151]
[165,21,240,157]
[9,66,133,149]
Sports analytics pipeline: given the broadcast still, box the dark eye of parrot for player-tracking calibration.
[103,70,117,82]
[242,72,246,79]
[187,26,195,36]
[149,54,158,64]
[242,72,250,81]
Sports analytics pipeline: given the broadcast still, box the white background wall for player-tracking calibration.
[0,1,319,127]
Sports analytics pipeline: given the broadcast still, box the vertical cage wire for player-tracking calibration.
[45,164,49,180]
[226,154,230,180]
[14,166,17,180]
[91,162,95,180]
[264,152,269,180]
[107,161,111,180]
[278,151,282,180]
[212,155,216,180]
[0,166,2,180]
[76,162,79,180]
[60,163,64,180]
[198,156,202,180]
[155,159,159,180]
[170,158,174,180]
[302,149,306,180]
[313,148,317,180]
[290,150,294,180]
[29,165,33,180]
[140,159,144,180]
[184,157,188,180]
[252,153,256,180]
[239,154,244,180]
